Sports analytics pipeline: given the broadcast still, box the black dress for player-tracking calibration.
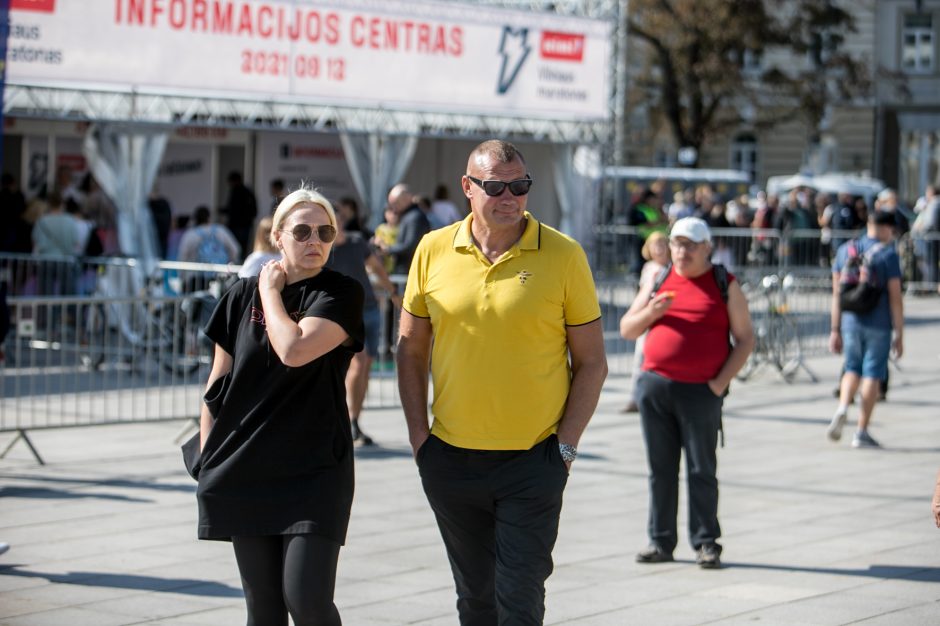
[196,269,364,544]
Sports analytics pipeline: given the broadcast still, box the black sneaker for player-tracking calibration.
[635,545,674,563]
[696,543,722,569]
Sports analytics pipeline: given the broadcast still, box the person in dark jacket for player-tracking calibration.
[220,171,258,259]
[379,183,430,276]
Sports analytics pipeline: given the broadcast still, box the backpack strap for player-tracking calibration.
[649,263,672,299]
[847,238,859,258]
[650,262,729,303]
[712,264,729,303]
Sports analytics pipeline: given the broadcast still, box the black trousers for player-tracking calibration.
[231,533,341,626]
[418,434,569,626]
[636,371,723,554]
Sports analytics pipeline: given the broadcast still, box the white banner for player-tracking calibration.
[7,0,611,121]
[255,132,357,212]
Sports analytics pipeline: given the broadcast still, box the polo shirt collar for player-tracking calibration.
[453,211,540,251]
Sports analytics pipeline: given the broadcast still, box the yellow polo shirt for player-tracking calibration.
[402,212,601,450]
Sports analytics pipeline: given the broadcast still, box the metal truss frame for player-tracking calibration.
[2,0,624,146]
[3,84,609,144]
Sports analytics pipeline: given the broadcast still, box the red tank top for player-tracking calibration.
[643,268,733,383]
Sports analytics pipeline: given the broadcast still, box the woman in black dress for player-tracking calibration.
[196,186,364,625]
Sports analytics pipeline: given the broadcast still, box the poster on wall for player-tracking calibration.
[155,142,214,219]
[23,134,84,200]
[255,132,357,214]
[6,0,611,121]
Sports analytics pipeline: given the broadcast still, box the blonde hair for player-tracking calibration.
[270,186,337,247]
[641,231,668,261]
[252,216,277,253]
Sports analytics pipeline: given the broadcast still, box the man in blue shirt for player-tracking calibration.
[827,210,904,448]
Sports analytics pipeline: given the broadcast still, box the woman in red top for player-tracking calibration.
[620,217,754,569]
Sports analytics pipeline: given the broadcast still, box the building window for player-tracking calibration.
[730,133,758,184]
[901,13,934,74]
[742,48,762,75]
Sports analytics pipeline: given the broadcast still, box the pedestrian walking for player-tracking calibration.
[192,187,364,625]
[827,210,904,448]
[619,217,754,569]
[327,220,401,446]
[397,139,608,624]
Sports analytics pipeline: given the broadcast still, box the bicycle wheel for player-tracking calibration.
[78,303,108,370]
[770,314,802,383]
[158,295,215,376]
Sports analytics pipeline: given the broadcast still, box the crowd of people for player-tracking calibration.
[3,142,939,625]
[623,180,940,287]
[0,165,469,295]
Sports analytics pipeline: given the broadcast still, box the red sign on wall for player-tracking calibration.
[539,31,585,62]
[10,0,56,13]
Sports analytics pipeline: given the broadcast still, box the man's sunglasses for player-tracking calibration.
[281,223,337,243]
[467,175,533,197]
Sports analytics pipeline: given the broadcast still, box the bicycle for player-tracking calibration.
[737,273,815,383]
[78,264,219,376]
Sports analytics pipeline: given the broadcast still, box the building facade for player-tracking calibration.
[874,0,940,202]
[620,0,940,203]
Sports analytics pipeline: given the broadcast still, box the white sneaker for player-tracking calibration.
[852,431,881,448]
[0,542,9,556]
[827,410,847,442]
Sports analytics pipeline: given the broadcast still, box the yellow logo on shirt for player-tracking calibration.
[517,270,532,284]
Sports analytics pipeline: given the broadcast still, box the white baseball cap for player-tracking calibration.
[670,217,711,243]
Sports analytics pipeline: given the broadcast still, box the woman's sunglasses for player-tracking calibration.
[281,223,337,243]
[467,175,533,197]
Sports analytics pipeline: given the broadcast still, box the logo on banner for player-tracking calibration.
[497,27,531,95]
[540,32,585,62]
[10,0,56,12]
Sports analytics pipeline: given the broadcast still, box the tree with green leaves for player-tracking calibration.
[625,0,873,168]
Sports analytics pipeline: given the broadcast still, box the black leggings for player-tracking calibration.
[231,533,341,626]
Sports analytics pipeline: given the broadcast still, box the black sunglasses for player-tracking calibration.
[467,175,533,197]
[281,223,337,243]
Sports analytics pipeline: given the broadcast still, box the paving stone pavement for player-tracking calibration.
[1,298,939,625]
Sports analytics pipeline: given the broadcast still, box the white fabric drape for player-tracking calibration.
[84,123,168,283]
[339,132,418,228]
[552,144,602,254]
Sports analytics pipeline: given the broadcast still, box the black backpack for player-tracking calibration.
[839,239,886,314]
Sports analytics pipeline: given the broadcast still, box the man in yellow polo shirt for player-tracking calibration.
[397,139,608,625]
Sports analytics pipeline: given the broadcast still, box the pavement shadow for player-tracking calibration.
[353,445,414,460]
[0,474,196,495]
[0,486,152,503]
[721,562,940,582]
[353,445,608,462]
[0,566,243,597]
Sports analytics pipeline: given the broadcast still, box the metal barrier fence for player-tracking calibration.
[591,226,940,294]
[1,232,931,463]
[595,273,833,378]
[0,254,403,463]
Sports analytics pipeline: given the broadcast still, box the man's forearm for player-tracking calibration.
[556,359,607,447]
[712,339,754,391]
[396,353,431,448]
